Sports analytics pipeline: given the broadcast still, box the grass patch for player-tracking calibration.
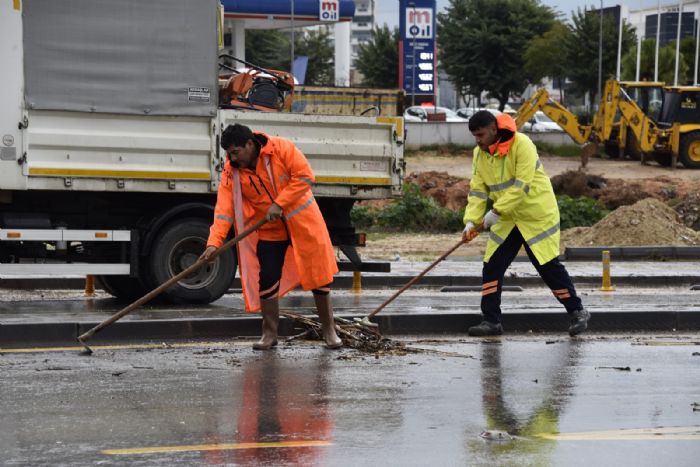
[535,141,582,157]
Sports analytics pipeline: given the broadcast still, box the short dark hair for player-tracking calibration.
[221,123,254,149]
[468,110,497,132]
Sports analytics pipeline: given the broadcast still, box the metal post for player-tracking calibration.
[410,2,417,107]
[636,0,642,81]
[616,4,623,80]
[598,0,603,108]
[695,7,700,84]
[654,0,661,81]
[291,0,295,73]
[674,0,683,86]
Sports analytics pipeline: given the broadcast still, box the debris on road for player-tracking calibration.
[479,430,513,441]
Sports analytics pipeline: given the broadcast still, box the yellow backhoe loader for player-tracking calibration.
[515,80,664,161]
[618,82,700,169]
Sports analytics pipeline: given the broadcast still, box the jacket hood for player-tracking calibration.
[488,113,517,156]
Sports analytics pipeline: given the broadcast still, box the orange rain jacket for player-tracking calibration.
[207,132,338,312]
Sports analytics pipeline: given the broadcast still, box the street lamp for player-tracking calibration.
[408,1,417,107]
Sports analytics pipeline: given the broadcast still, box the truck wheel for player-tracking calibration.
[680,131,700,169]
[96,275,149,302]
[148,218,236,304]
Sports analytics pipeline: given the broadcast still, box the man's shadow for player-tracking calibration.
[469,340,583,463]
[204,352,335,466]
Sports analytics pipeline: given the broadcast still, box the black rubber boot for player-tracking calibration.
[568,308,590,336]
[468,321,503,336]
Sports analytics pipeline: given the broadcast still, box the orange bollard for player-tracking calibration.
[352,271,362,294]
[85,274,96,297]
[600,250,615,292]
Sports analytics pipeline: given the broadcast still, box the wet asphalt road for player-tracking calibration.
[2,335,699,466]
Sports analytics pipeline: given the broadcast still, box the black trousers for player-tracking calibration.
[481,227,582,324]
[256,240,330,299]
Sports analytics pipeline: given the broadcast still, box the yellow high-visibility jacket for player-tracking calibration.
[464,115,560,265]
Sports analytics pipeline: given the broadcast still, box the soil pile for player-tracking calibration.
[674,192,700,231]
[561,197,700,246]
[551,170,700,210]
[405,171,469,210]
[550,170,607,198]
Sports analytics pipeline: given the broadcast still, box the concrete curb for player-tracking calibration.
[2,310,699,347]
[3,274,699,292]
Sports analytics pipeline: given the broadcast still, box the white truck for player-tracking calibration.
[0,0,403,303]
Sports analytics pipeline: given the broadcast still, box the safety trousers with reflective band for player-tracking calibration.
[257,240,331,299]
[481,227,582,324]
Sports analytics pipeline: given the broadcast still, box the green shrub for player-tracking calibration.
[351,183,464,233]
[557,195,609,230]
[349,204,377,230]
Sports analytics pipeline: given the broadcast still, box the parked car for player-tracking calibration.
[455,107,501,120]
[404,106,468,122]
[522,111,563,132]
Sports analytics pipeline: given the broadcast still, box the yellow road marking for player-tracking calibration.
[0,341,244,354]
[102,440,331,455]
[14,0,21,10]
[537,426,700,441]
[28,167,210,180]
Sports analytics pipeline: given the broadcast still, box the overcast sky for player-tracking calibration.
[375,1,666,27]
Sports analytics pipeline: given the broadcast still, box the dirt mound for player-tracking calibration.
[551,170,700,210]
[405,171,469,210]
[550,170,607,198]
[674,192,700,231]
[561,197,700,246]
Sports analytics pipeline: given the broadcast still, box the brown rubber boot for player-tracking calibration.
[313,293,343,349]
[253,298,279,350]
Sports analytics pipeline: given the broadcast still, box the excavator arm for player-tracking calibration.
[616,87,660,153]
[514,88,592,144]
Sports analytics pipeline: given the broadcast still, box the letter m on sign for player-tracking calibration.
[320,0,339,22]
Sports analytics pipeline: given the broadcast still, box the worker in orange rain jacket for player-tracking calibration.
[200,123,342,350]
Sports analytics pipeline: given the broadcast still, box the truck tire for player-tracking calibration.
[96,275,149,302]
[148,218,236,304]
[680,131,700,169]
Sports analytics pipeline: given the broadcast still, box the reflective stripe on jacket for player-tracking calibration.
[207,132,338,311]
[463,115,560,265]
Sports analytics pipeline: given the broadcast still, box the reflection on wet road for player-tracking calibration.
[2,336,699,466]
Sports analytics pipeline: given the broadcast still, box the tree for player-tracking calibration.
[244,29,290,71]
[438,0,555,111]
[294,29,334,86]
[524,22,572,104]
[620,38,687,84]
[563,8,636,105]
[680,36,697,84]
[355,25,399,88]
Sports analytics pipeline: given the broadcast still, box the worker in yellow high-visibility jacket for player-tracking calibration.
[462,111,589,337]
